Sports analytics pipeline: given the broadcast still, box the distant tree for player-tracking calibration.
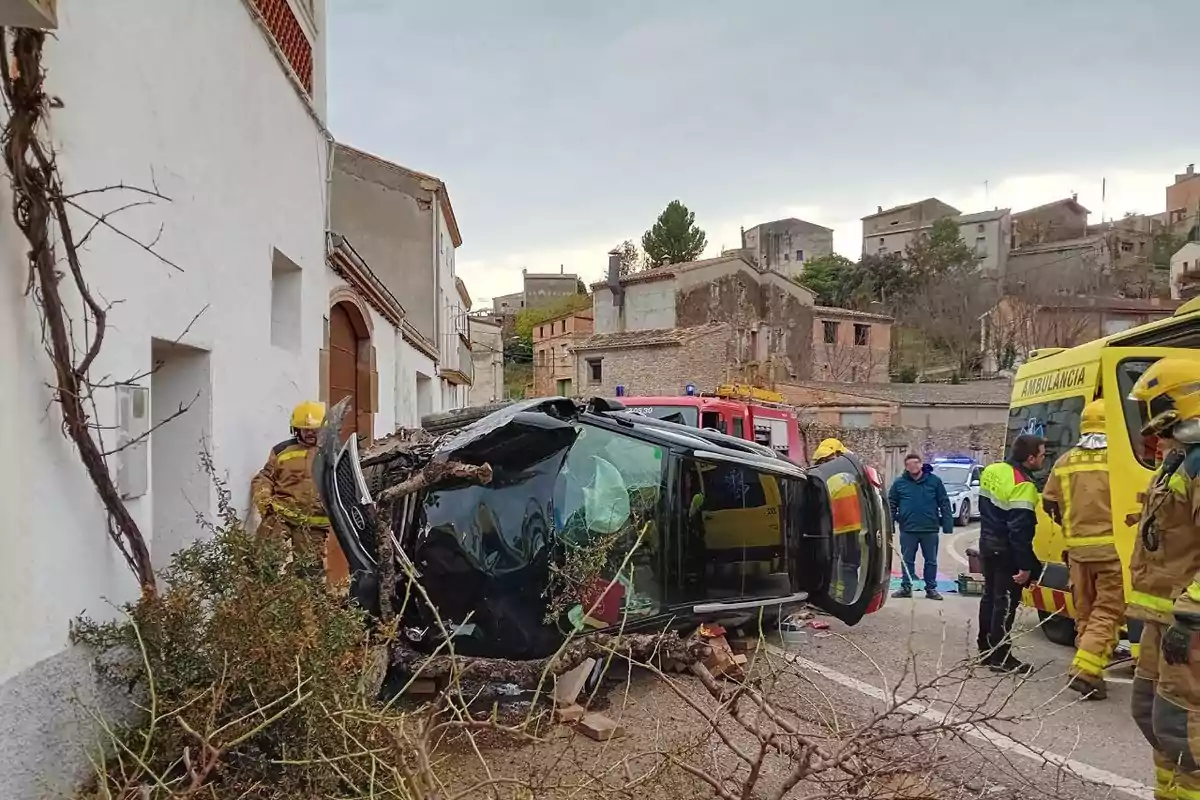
[615,239,644,277]
[795,254,854,306]
[904,217,978,280]
[642,200,708,266]
[851,252,914,311]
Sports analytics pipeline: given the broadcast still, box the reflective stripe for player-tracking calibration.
[277,449,307,464]
[1063,534,1116,548]
[1071,648,1107,677]
[1054,461,1109,476]
[1188,582,1200,603]
[270,500,329,527]
[1170,473,1189,496]
[1130,590,1175,614]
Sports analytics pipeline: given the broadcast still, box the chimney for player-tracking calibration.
[607,249,625,311]
[877,205,883,213]
[560,263,564,274]
[1190,164,1195,176]
[740,226,746,249]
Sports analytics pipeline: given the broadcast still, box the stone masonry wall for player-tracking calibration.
[801,421,1008,485]
[576,331,730,398]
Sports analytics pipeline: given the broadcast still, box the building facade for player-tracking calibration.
[1171,242,1200,301]
[1167,164,1200,236]
[862,199,1010,275]
[811,306,893,383]
[589,254,817,389]
[742,217,834,279]
[1011,196,1089,248]
[571,323,733,398]
[861,197,961,256]
[467,316,505,404]
[330,143,471,424]
[532,310,593,396]
[0,2,333,796]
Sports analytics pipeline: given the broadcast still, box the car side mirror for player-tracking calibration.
[971,479,980,487]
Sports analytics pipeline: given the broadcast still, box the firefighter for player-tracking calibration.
[1126,358,1200,800]
[812,438,848,465]
[251,401,334,580]
[1041,399,1122,699]
[811,438,863,602]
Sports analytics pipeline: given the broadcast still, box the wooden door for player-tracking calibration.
[329,304,361,443]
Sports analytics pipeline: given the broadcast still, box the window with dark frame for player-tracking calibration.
[823,320,839,344]
[587,358,603,383]
[853,324,870,346]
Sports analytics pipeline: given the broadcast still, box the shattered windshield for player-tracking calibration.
[624,404,699,427]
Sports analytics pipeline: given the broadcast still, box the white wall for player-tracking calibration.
[395,342,438,428]
[0,2,329,795]
[592,282,676,334]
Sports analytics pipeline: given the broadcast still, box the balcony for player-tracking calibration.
[440,336,474,386]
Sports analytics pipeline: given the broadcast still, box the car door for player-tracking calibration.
[797,452,891,625]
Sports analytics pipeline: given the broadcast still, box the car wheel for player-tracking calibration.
[1037,610,1077,647]
[956,500,970,528]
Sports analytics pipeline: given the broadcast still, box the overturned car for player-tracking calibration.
[315,396,891,660]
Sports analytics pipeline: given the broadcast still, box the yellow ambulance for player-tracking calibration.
[1007,297,1200,652]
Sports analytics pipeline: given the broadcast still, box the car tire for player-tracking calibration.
[420,401,512,434]
[1037,610,1077,647]
[956,500,970,528]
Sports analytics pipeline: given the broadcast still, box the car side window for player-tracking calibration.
[970,467,981,485]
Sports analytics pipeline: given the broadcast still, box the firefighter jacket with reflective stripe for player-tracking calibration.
[1128,447,1200,624]
[1041,445,1116,563]
[250,439,330,527]
[978,461,1040,572]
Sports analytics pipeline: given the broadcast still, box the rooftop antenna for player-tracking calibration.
[1101,177,1107,224]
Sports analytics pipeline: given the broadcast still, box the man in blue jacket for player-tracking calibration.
[889,454,955,600]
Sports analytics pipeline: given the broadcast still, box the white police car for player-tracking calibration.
[930,456,981,527]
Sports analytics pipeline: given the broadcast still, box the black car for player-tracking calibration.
[315,396,891,660]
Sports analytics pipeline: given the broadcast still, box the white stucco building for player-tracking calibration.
[0,2,355,796]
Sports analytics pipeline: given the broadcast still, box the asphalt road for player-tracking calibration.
[781,522,1152,798]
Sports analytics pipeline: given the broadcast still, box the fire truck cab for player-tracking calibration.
[618,383,806,463]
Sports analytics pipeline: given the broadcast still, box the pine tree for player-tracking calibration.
[641,200,708,266]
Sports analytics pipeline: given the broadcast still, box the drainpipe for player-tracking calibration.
[432,186,442,375]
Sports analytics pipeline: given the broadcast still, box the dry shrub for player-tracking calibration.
[71,471,402,799]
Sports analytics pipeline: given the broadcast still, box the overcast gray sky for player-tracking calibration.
[328,0,1200,304]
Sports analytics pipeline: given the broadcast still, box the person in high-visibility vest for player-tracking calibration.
[251,401,344,583]
[812,439,864,603]
[977,433,1047,674]
[1125,358,1200,800]
[1041,399,1122,700]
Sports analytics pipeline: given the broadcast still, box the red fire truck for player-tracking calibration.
[617,383,807,464]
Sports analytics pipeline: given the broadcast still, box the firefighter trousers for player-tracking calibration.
[1133,621,1200,799]
[1068,558,1124,686]
[256,513,344,585]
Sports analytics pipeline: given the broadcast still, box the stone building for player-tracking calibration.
[571,322,733,397]
[1167,163,1200,236]
[532,309,593,396]
[586,253,816,393]
[468,316,504,404]
[741,217,834,279]
[861,199,1011,275]
[811,306,893,383]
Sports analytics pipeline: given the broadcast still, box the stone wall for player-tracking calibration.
[575,328,730,397]
[801,421,1008,485]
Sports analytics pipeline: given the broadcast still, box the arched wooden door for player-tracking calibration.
[328,302,370,443]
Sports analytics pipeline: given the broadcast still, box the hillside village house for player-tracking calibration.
[532,309,593,396]
[812,306,893,383]
[861,199,1011,276]
[0,2,389,796]
[331,143,472,423]
[1171,242,1200,300]
[578,253,816,396]
[740,217,834,279]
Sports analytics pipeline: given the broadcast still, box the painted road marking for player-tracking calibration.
[764,644,1152,800]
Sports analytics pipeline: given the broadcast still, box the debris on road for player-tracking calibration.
[579,712,624,741]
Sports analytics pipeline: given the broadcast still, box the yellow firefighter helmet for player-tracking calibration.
[1079,400,1106,435]
[1128,358,1200,435]
[812,438,849,463]
[290,400,326,430]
